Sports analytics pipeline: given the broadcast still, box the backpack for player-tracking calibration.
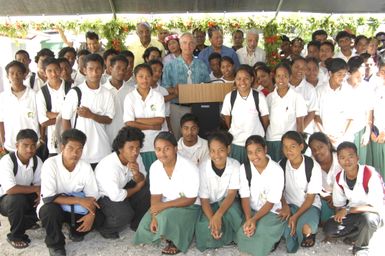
[335,166,385,201]
[230,89,264,131]
[0,152,38,187]
[71,87,82,128]
[243,155,314,188]
[41,81,72,112]
[29,72,36,90]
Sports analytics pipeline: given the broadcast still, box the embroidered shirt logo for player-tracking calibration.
[150,104,156,111]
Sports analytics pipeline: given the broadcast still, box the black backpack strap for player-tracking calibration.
[303,155,314,183]
[64,81,72,94]
[230,90,237,114]
[32,156,38,173]
[72,87,82,128]
[252,89,265,130]
[9,152,18,176]
[279,158,287,184]
[244,161,252,187]
[30,72,36,89]
[41,85,52,112]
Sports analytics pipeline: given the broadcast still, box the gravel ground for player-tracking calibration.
[0,215,384,256]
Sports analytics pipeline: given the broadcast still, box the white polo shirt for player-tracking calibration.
[177,136,209,165]
[0,87,40,151]
[149,154,199,204]
[318,66,329,86]
[266,88,307,141]
[0,152,42,197]
[61,82,115,163]
[152,83,170,131]
[343,80,374,134]
[33,75,45,92]
[37,154,99,216]
[95,152,146,202]
[282,156,322,209]
[333,165,385,217]
[316,83,353,145]
[236,46,266,66]
[199,157,240,204]
[103,80,134,145]
[36,80,67,154]
[320,153,342,195]
[73,70,86,87]
[239,156,284,213]
[373,84,385,132]
[221,89,269,146]
[123,87,165,152]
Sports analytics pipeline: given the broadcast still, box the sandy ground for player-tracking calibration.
[0,215,384,256]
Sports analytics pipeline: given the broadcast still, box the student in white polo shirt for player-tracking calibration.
[315,58,351,148]
[236,135,286,256]
[221,65,269,164]
[103,55,134,145]
[266,63,307,161]
[195,131,242,252]
[134,132,200,255]
[279,131,322,253]
[0,129,42,249]
[324,142,384,256]
[289,57,318,135]
[0,61,40,153]
[36,58,72,157]
[177,113,209,165]
[124,64,165,172]
[62,54,115,169]
[38,129,100,256]
[95,126,150,239]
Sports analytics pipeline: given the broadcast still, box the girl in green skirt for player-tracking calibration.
[280,131,322,253]
[133,132,200,254]
[195,131,243,251]
[370,62,385,178]
[237,135,286,256]
[308,132,342,224]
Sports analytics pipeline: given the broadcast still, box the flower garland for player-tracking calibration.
[263,22,281,67]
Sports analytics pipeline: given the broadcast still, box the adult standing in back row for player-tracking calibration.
[198,26,240,72]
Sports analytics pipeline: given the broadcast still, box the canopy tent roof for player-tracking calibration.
[1,0,385,16]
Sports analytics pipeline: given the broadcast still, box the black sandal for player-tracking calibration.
[162,240,181,255]
[301,233,316,248]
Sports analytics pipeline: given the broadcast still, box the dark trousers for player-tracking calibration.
[0,194,38,241]
[97,182,150,234]
[324,212,383,249]
[39,202,102,250]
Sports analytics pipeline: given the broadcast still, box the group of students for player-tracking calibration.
[0,25,385,256]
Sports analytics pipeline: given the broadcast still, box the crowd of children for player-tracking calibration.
[0,25,385,256]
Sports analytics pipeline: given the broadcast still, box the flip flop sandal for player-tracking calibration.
[7,238,29,249]
[301,233,316,248]
[162,241,181,255]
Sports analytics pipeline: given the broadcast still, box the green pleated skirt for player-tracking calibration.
[237,211,286,256]
[282,204,320,253]
[266,141,282,162]
[230,144,247,165]
[353,127,369,165]
[195,201,243,252]
[140,151,157,173]
[133,205,200,253]
[368,140,385,179]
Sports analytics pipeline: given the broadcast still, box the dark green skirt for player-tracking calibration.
[266,141,282,162]
[282,205,320,253]
[320,198,334,223]
[353,127,369,165]
[230,144,247,165]
[237,211,286,256]
[133,205,200,253]
[140,151,157,173]
[368,141,385,179]
[195,201,243,251]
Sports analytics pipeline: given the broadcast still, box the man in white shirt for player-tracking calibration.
[177,113,209,165]
[0,129,42,249]
[236,29,266,66]
[95,126,150,239]
[324,142,384,256]
[0,61,40,152]
[334,31,354,62]
[72,49,90,87]
[15,50,36,91]
[33,49,55,92]
[38,129,100,256]
[62,54,115,169]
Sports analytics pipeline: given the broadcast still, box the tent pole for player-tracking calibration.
[274,0,284,19]
[109,0,117,19]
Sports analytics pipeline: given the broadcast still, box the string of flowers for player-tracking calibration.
[0,15,383,53]
[263,21,281,67]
